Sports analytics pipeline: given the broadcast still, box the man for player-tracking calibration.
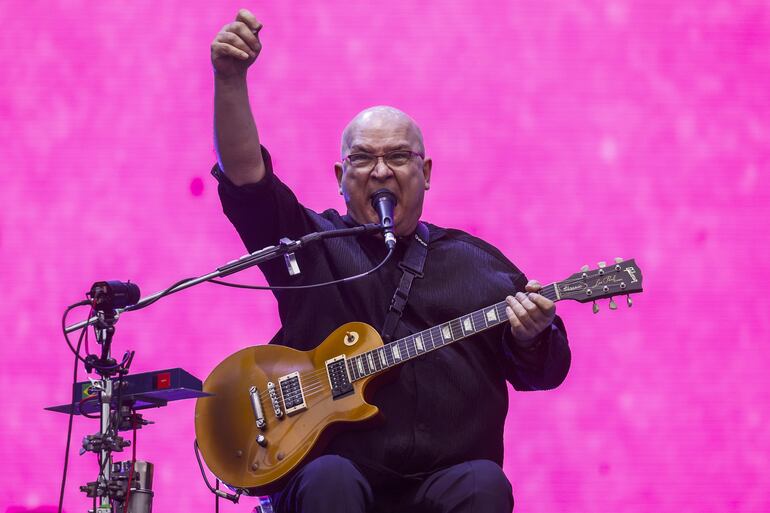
[210,9,571,513]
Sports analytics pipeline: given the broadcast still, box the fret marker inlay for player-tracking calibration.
[336,276,585,385]
[379,349,387,366]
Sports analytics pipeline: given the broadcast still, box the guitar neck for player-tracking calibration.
[345,283,560,382]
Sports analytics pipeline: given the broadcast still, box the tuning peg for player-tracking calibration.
[614,257,623,263]
[580,265,590,272]
[592,301,599,314]
[626,295,633,307]
[609,297,617,310]
[597,261,606,268]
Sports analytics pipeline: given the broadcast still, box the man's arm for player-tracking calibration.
[505,280,556,345]
[504,279,571,390]
[211,8,265,185]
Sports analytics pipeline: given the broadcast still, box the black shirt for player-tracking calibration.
[213,147,571,485]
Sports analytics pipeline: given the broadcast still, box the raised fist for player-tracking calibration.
[211,8,262,78]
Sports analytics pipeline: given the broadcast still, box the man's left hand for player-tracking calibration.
[505,280,556,345]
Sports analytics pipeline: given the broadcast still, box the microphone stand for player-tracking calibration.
[63,222,383,512]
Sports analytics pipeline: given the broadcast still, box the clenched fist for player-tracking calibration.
[211,8,263,78]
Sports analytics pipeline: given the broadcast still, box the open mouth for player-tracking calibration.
[368,189,399,225]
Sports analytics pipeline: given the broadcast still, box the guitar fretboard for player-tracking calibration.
[345,283,559,381]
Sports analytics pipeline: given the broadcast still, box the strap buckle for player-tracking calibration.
[390,288,409,314]
[397,262,424,279]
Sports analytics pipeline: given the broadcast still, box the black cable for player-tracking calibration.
[194,439,220,494]
[123,415,137,513]
[88,350,133,373]
[78,395,100,419]
[57,321,88,513]
[84,308,91,356]
[62,301,92,363]
[194,440,240,504]
[207,247,394,291]
[124,277,196,312]
[112,365,130,441]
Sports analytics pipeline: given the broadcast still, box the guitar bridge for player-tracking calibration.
[278,372,307,416]
[325,355,353,399]
[249,385,267,430]
[267,381,283,418]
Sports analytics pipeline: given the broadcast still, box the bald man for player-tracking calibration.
[209,9,571,513]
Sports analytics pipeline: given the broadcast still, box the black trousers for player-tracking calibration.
[271,455,514,513]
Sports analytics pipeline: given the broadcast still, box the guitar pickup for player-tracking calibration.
[325,355,353,399]
[278,372,307,416]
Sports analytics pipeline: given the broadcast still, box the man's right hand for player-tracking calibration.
[211,9,263,78]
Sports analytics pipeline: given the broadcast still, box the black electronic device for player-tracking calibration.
[46,368,210,415]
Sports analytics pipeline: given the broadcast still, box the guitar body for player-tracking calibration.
[194,322,383,495]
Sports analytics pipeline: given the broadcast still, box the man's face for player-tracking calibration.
[335,114,432,237]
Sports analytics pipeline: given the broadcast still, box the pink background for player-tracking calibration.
[2,1,769,512]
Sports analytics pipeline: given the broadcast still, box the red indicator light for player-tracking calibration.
[155,372,171,389]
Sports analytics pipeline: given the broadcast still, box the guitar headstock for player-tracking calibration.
[554,258,643,312]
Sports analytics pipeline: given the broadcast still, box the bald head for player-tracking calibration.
[340,106,425,158]
[334,105,432,237]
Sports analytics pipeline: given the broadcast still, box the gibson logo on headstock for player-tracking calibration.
[561,283,586,293]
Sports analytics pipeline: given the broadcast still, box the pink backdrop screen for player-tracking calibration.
[1,1,769,512]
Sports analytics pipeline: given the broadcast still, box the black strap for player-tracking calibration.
[380,222,429,343]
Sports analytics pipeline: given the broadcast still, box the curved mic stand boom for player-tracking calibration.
[64,223,384,334]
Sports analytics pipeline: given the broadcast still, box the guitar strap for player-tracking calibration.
[380,222,429,343]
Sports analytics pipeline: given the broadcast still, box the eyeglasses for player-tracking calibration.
[342,150,424,172]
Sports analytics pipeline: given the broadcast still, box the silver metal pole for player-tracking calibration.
[97,375,113,513]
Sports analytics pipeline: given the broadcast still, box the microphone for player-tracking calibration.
[370,189,397,250]
[88,280,141,311]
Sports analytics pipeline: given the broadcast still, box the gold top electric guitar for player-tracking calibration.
[194,258,643,495]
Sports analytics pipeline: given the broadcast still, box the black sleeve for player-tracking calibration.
[211,146,315,253]
[497,262,571,391]
[448,230,572,392]
[501,316,571,391]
